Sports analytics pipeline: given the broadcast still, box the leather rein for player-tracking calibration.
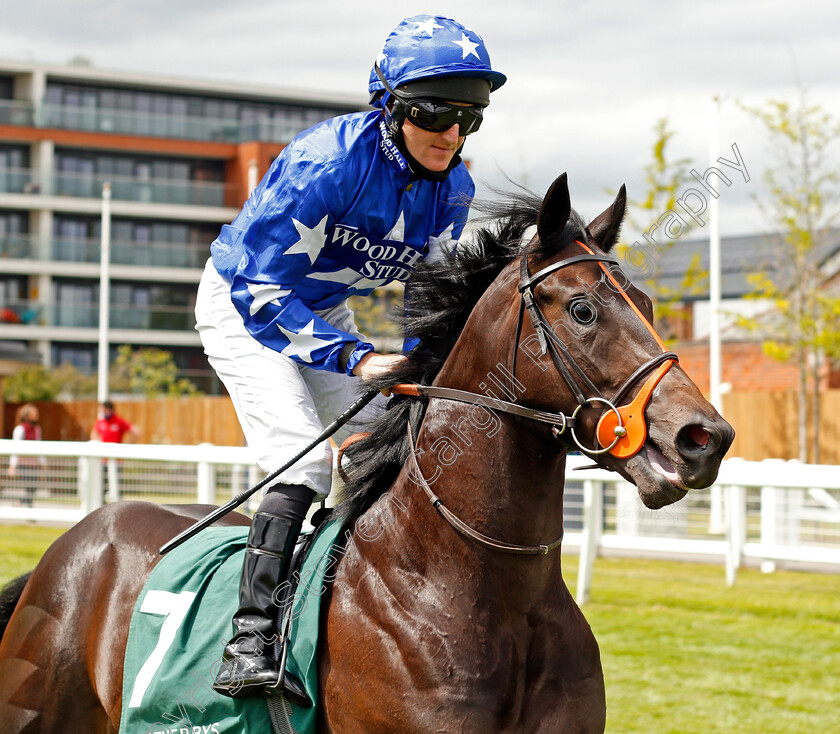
[388,241,678,556]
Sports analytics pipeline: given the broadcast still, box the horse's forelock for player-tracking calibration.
[529,210,589,258]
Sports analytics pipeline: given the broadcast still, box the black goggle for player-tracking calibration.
[399,99,484,135]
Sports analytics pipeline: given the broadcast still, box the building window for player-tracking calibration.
[51,342,96,371]
[53,149,227,205]
[0,275,29,324]
[52,277,198,331]
[0,211,30,259]
[0,145,30,194]
[42,81,357,143]
[52,214,216,266]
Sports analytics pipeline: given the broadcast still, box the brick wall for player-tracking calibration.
[676,340,816,393]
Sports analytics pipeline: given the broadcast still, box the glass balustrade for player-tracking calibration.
[0,166,39,195]
[0,298,195,331]
[51,237,209,267]
[0,166,232,207]
[52,171,230,207]
[0,99,35,126]
[0,233,208,267]
[46,302,196,330]
[0,233,36,259]
[0,299,41,325]
[32,102,311,144]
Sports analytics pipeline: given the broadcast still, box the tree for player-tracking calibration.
[2,347,201,402]
[617,117,708,340]
[738,93,840,462]
[2,365,64,402]
[111,346,201,398]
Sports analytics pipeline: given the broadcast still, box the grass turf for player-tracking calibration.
[1,524,838,732]
[563,557,840,733]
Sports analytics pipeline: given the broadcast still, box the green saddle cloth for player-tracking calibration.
[119,519,345,734]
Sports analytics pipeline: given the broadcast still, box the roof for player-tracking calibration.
[0,57,367,111]
[628,228,840,300]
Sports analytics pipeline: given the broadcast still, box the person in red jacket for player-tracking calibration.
[90,400,140,443]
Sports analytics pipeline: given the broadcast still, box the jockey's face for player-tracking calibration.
[401,116,466,172]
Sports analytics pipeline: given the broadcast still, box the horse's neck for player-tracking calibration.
[381,401,568,602]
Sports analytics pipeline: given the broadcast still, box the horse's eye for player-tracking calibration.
[569,299,597,325]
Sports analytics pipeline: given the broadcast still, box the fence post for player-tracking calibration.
[576,479,602,606]
[725,484,746,586]
[246,464,261,514]
[197,445,216,505]
[79,455,103,516]
[106,457,121,502]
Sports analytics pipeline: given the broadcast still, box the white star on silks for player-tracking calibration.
[385,211,406,242]
[414,18,442,36]
[247,283,292,316]
[452,32,480,60]
[307,269,388,291]
[427,222,457,259]
[285,215,329,265]
[277,319,333,363]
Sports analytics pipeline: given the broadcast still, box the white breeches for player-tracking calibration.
[195,259,386,499]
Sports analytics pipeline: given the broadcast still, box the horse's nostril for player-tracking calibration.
[680,425,711,451]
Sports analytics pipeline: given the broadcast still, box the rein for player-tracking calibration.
[405,423,564,555]
[382,241,678,556]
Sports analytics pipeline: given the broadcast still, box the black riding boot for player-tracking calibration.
[213,488,314,706]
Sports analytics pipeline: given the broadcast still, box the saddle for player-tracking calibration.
[119,514,346,734]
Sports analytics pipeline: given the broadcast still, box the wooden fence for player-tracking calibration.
[3,390,840,462]
[2,397,243,447]
[721,390,840,464]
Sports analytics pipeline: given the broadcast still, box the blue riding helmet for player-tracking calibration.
[369,15,506,109]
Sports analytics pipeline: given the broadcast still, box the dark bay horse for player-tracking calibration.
[0,174,733,733]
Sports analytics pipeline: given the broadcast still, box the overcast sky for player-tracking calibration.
[3,0,839,239]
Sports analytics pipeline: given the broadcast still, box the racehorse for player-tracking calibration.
[0,174,733,733]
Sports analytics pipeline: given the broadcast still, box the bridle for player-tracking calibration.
[390,239,678,555]
[514,240,678,458]
[393,240,678,458]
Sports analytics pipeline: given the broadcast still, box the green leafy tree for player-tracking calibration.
[3,348,200,402]
[738,93,840,462]
[2,365,63,402]
[111,346,201,397]
[617,117,708,340]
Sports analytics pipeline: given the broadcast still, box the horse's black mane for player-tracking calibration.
[336,189,588,524]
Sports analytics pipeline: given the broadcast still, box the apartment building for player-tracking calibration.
[0,59,365,392]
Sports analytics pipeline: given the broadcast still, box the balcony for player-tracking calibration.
[0,99,307,144]
[0,299,41,326]
[0,298,195,331]
[0,166,232,207]
[0,99,35,126]
[54,302,196,331]
[0,233,209,268]
[0,233,36,259]
[53,236,209,268]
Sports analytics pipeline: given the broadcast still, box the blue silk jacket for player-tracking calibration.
[211,110,473,373]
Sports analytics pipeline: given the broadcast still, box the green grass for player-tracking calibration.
[0,523,67,586]
[2,525,838,732]
[563,557,840,733]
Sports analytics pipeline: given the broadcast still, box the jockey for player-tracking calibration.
[196,14,505,703]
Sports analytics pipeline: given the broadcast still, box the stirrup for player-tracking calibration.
[267,668,313,708]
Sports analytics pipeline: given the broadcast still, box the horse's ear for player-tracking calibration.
[537,173,571,242]
[585,184,627,252]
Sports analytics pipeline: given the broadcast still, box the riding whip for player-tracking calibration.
[159,390,379,555]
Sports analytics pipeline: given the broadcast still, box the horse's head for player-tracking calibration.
[477,173,734,509]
